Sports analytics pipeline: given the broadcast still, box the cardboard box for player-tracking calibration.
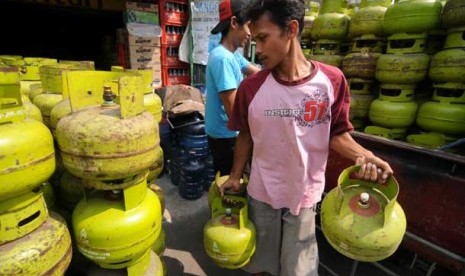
[128,35,161,47]
[130,62,162,87]
[152,70,162,88]
[126,23,162,47]
[130,62,161,73]
[126,1,158,12]
[128,45,161,64]
[124,10,159,25]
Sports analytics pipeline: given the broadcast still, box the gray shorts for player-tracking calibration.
[242,197,319,276]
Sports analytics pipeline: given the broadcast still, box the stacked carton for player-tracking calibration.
[122,1,163,88]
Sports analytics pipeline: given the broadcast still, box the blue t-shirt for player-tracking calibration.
[205,44,249,138]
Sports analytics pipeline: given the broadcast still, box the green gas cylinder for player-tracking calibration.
[383,0,442,34]
[416,83,465,135]
[321,165,406,262]
[349,6,387,38]
[369,84,419,128]
[208,172,248,210]
[376,52,430,84]
[441,0,465,29]
[204,196,256,269]
[310,13,350,42]
[342,51,382,79]
[429,47,465,83]
[72,178,162,269]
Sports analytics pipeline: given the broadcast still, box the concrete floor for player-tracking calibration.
[65,173,456,276]
[156,173,456,276]
[157,173,250,276]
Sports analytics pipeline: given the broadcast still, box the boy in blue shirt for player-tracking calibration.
[206,0,260,175]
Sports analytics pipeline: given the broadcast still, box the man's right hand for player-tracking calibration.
[219,178,242,196]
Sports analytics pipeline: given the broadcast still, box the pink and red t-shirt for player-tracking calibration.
[228,61,353,215]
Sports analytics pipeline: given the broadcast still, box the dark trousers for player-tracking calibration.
[207,136,236,176]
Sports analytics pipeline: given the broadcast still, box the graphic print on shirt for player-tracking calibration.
[263,88,330,128]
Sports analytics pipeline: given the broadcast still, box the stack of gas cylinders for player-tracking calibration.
[341,0,389,130]
[54,72,164,275]
[309,0,350,67]
[407,0,465,149]
[163,111,216,200]
[305,0,464,153]
[365,0,443,140]
[1,57,167,275]
[0,63,72,275]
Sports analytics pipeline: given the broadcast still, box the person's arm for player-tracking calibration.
[220,128,253,195]
[329,132,393,183]
[237,52,261,76]
[219,89,236,118]
[243,63,261,76]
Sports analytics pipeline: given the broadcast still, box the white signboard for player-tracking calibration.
[190,0,221,65]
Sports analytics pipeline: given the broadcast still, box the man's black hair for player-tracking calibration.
[242,0,305,35]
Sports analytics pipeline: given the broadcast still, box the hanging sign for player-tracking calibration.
[190,0,221,65]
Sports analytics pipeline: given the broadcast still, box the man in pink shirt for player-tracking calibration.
[220,0,393,275]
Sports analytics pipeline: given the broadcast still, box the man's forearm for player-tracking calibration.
[329,132,374,162]
[229,130,253,179]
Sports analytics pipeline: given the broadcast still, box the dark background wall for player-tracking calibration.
[0,2,124,70]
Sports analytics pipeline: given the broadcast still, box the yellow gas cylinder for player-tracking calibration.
[34,63,86,128]
[128,68,161,120]
[55,74,159,181]
[320,165,407,261]
[58,171,86,212]
[22,95,43,122]
[2,57,57,97]
[59,59,95,70]
[40,181,56,209]
[149,183,166,215]
[0,65,43,122]
[208,172,248,210]
[0,55,22,64]
[0,67,55,201]
[119,68,163,123]
[117,69,164,183]
[204,196,256,269]
[86,250,164,276]
[0,211,72,275]
[49,70,121,136]
[147,147,165,183]
[28,82,43,101]
[152,227,166,256]
[0,190,49,244]
[72,177,162,270]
